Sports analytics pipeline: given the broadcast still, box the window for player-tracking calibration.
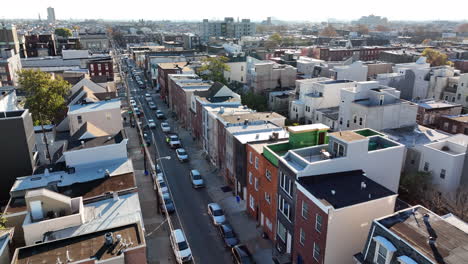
[359,117,363,126]
[249,151,253,163]
[379,95,384,105]
[90,64,94,70]
[315,214,322,232]
[265,192,271,204]
[249,195,255,210]
[339,117,343,125]
[265,169,272,181]
[299,228,305,246]
[241,66,244,71]
[255,157,259,169]
[376,244,388,264]
[97,64,102,70]
[346,120,350,128]
[445,95,449,101]
[249,171,253,184]
[313,243,320,261]
[77,115,83,124]
[424,162,429,172]
[106,113,111,120]
[277,221,287,242]
[458,94,461,100]
[301,201,308,219]
[444,122,449,130]
[105,64,109,70]
[452,125,457,133]
[278,196,291,220]
[280,172,292,196]
[440,169,446,179]
[452,97,456,102]
[353,115,357,123]
[337,143,345,157]
[466,96,468,102]
[254,177,259,191]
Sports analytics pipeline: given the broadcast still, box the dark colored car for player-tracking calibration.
[143,133,151,146]
[231,245,255,264]
[160,193,175,214]
[217,224,239,248]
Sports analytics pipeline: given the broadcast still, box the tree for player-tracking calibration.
[198,56,230,84]
[54,27,72,38]
[320,25,337,37]
[241,92,268,112]
[355,24,369,35]
[18,70,71,163]
[0,213,6,230]
[375,25,390,32]
[421,39,432,45]
[422,48,452,67]
[450,187,468,221]
[456,23,468,33]
[399,171,432,201]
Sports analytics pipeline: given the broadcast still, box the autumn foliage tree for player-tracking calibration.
[320,25,337,37]
[422,48,452,67]
[355,24,369,35]
[456,23,468,33]
[375,25,390,32]
[198,56,230,84]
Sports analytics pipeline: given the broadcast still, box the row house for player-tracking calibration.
[225,121,287,199]
[289,78,356,124]
[355,205,468,264]
[312,46,400,62]
[246,57,297,95]
[0,48,22,86]
[246,124,329,241]
[293,170,397,264]
[440,73,468,109]
[275,129,405,259]
[437,114,468,135]
[167,74,212,128]
[415,100,462,127]
[338,81,418,132]
[87,56,114,82]
[24,34,57,57]
[156,62,190,103]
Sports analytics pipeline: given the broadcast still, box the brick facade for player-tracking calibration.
[416,104,462,127]
[437,115,468,135]
[88,60,113,82]
[292,190,328,264]
[312,47,401,61]
[157,66,182,102]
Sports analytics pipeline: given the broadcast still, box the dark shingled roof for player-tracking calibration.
[298,170,395,209]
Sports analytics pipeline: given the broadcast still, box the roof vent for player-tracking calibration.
[361,181,367,190]
[331,190,336,195]
[105,232,114,246]
[428,236,436,245]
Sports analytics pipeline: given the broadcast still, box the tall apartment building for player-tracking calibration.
[0,24,21,56]
[199,17,256,42]
[47,7,56,23]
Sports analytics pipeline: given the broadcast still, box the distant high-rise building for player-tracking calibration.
[47,7,56,23]
[199,17,256,42]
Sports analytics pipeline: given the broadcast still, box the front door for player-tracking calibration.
[318,132,325,145]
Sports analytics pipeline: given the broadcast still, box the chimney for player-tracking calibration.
[244,119,249,125]
[105,232,114,246]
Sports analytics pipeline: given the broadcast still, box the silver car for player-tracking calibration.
[190,170,204,188]
[207,203,226,225]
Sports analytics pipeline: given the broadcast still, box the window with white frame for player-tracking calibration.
[440,169,446,179]
[265,192,271,204]
[315,214,322,232]
[277,221,286,242]
[423,162,429,172]
[249,151,253,163]
[98,64,102,70]
[249,195,255,210]
[279,172,292,196]
[373,236,396,264]
[299,228,305,246]
[313,242,320,261]
[301,201,308,219]
[254,177,259,191]
[266,218,272,231]
[265,169,272,181]
[255,156,259,169]
[249,171,253,184]
[278,196,291,220]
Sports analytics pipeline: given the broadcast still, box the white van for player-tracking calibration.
[170,229,192,263]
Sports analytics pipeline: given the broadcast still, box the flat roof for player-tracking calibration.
[221,112,284,124]
[158,61,188,69]
[67,130,125,151]
[382,125,450,147]
[14,223,143,264]
[68,99,121,114]
[446,114,468,123]
[378,206,468,264]
[298,170,395,209]
[417,100,461,109]
[287,124,329,134]
[11,158,133,193]
[46,192,142,241]
[329,130,366,142]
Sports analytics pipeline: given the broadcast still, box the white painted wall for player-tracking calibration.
[64,139,128,167]
[225,62,247,84]
[324,195,397,264]
[68,104,122,135]
[334,61,368,82]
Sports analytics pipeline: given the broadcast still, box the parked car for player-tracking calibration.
[231,245,255,264]
[148,101,157,110]
[145,93,152,101]
[166,134,181,148]
[156,110,165,119]
[160,192,175,214]
[207,203,226,225]
[156,175,168,193]
[148,119,156,129]
[189,169,204,188]
[143,133,151,146]
[134,107,141,117]
[217,223,239,248]
[129,99,137,107]
[156,164,163,178]
[161,122,171,133]
[176,148,189,162]
[170,229,192,263]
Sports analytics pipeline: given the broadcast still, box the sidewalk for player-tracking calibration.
[122,104,174,264]
[156,99,274,263]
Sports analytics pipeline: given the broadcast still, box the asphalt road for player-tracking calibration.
[124,62,232,264]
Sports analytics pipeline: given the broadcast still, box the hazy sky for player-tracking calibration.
[1,0,467,22]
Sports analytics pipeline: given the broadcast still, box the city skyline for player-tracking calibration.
[2,0,468,22]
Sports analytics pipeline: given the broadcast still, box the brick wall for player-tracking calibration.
[292,190,328,264]
[437,116,468,135]
[124,245,147,263]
